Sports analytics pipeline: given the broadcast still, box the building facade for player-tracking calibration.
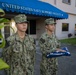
[40,0,76,39]
[0,0,71,41]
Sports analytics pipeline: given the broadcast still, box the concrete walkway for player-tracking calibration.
[0,43,76,75]
[35,42,76,75]
[57,44,76,75]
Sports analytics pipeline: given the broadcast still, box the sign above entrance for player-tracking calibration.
[0,0,68,19]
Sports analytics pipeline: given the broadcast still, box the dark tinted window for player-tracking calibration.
[62,23,69,31]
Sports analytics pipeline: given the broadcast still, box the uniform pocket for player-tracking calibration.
[12,43,21,53]
[25,42,35,51]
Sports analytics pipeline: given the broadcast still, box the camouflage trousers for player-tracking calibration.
[6,67,34,75]
[40,58,58,75]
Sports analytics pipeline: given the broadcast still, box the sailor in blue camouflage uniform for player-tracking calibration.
[39,18,65,75]
[2,14,36,75]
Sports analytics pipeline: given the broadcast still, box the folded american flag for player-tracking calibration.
[46,47,71,58]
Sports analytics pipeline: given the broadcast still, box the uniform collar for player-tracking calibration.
[45,32,54,39]
[15,32,28,43]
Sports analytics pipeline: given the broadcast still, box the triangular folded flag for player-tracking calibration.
[46,47,71,58]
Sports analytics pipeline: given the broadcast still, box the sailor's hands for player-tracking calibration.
[56,48,66,52]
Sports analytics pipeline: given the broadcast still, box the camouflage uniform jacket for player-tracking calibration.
[2,33,36,75]
[39,32,60,75]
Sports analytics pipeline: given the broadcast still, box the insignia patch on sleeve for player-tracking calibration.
[40,38,45,43]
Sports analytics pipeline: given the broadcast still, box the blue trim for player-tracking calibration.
[0,0,68,19]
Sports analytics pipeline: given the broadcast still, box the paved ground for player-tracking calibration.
[0,43,76,75]
[57,44,76,75]
[35,42,76,75]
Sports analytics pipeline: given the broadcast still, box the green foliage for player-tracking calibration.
[0,58,10,70]
[0,24,5,29]
[0,8,14,48]
[0,33,6,48]
[0,9,10,70]
[60,38,76,45]
[0,18,9,23]
[0,9,5,17]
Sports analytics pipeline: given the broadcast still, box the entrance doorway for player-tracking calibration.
[26,20,36,35]
[4,23,10,39]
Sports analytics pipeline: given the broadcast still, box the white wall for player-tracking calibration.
[40,0,76,39]
[41,0,76,14]
[56,14,76,39]
[36,18,46,39]
[40,0,54,4]
[56,0,76,14]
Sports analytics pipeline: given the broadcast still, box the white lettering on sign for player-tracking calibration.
[1,2,63,16]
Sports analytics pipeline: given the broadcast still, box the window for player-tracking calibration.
[26,20,36,34]
[62,0,71,5]
[75,24,76,36]
[75,24,76,31]
[54,0,56,5]
[75,0,76,7]
[4,23,10,39]
[62,23,69,31]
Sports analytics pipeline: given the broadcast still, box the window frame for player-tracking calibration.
[54,0,56,5]
[62,0,71,5]
[62,23,69,32]
[4,23,10,39]
[75,0,76,7]
[75,24,76,31]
